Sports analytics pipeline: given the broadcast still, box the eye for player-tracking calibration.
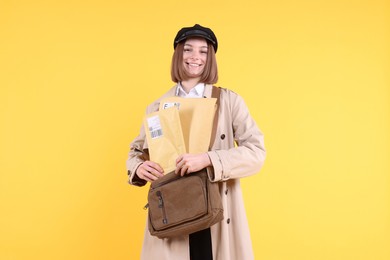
[184,48,192,52]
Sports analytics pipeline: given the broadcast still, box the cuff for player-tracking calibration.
[207,150,229,182]
[128,162,147,186]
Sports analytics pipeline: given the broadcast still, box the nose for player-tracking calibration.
[190,50,201,59]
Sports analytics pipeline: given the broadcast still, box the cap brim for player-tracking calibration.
[175,31,216,45]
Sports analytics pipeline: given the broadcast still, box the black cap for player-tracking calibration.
[174,24,218,53]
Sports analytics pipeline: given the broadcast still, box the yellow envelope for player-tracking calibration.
[159,97,217,154]
[143,106,186,173]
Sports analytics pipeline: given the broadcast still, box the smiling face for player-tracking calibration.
[182,37,208,80]
[171,38,218,84]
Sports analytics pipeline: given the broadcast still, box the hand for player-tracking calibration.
[136,161,164,182]
[175,153,211,176]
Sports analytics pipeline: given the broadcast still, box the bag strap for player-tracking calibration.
[209,86,221,150]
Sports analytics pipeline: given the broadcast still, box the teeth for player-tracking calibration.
[189,63,200,67]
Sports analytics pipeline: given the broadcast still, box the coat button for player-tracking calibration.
[220,134,225,140]
[227,218,231,224]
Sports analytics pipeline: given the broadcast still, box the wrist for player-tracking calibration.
[203,153,212,167]
[135,162,144,177]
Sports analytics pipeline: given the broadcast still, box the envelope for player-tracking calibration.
[143,106,186,173]
[159,97,217,154]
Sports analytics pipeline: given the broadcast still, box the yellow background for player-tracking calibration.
[1,0,389,259]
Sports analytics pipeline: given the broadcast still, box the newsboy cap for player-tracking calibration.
[174,24,218,53]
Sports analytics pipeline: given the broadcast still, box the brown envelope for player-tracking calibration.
[143,106,186,173]
[159,97,217,154]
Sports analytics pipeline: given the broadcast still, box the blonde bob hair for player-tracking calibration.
[171,40,218,84]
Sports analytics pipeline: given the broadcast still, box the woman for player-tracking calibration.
[127,24,266,260]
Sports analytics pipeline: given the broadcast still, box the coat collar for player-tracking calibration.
[153,84,214,111]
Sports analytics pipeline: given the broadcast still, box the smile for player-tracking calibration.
[186,62,202,67]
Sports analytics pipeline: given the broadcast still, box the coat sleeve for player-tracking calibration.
[126,103,158,187]
[206,90,266,182]
[126,124,149,187]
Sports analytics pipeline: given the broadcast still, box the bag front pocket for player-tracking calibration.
[148,174,208,231]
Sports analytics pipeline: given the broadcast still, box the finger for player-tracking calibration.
[180,164,189,177]
[175,159,186,174]
[150,167,165,177]
[145,170,164,180]
[144,164,164,178]
[176,155,183,165]
[141,167,160,182]
[144,171,158,181]
[175,159,181,174]
[141,174,154,182]
[147,161,164,173]
[138,170,154,182]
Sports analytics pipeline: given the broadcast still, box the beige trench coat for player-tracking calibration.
[127,84,266,260]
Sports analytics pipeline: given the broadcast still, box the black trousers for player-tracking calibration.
[189,228,213,260]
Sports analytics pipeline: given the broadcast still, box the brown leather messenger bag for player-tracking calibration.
[146,86,224,239]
